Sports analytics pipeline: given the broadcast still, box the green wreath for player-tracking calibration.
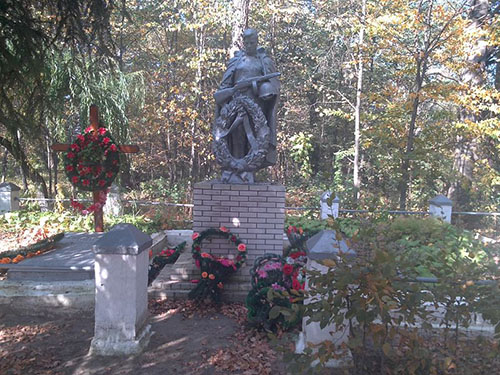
[189,227,247,303]
[64,126,120,192]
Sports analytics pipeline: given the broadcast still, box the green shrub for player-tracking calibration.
[284,216,500,374]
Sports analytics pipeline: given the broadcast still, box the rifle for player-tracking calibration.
[214,72,280,104]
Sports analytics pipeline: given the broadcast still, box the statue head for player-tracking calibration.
[243,28,258,56]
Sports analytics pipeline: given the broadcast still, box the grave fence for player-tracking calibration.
[13,197,499,236]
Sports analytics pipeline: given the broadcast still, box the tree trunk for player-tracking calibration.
[399,58,425,210]
[353,0,366,201]
[0,133,48,197]
[448,0,489,207]
[230,0,250,56]
[191,25,205,186]
[1,147,7,183]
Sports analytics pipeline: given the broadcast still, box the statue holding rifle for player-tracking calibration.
[213,28,280,184]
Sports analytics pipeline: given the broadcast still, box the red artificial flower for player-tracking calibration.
[110,144,118,152]
[202,272,208,278]
[98,180,106,187]
[231,235,237,242]
[98,127,107,135]
[236,255,242,262]
[192,232,200,240]
[237,243,246,252]
[84,126,92,133]
[103,137,111,145]
[283,264,294,276]
[66,165,74,172]
[201,252,211,258]
[209,274,215,280]
[220,226,229,232]
[106,171,114,178]
[77,134,85,142]
[70,144,80,152]
[217,282,224,289]
[67,152,75,159]
[292,278,302,290]
[194,246,201,252]
[72,176,79,184]
[82,179,90,186]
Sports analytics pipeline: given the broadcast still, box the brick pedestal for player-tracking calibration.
[193,180,285,298]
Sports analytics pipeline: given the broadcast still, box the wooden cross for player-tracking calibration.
[51,105,139,232]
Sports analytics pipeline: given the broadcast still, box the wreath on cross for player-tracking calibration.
[64,126,120,215]
[189,227,247,303]
[213,94,270,173]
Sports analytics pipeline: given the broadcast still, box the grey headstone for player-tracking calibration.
[429,194,452,206]
[306,230,356,260]
[0,182,20,212]
[93,223,152,255]
[320,191,339,203]
[0,182,20,192]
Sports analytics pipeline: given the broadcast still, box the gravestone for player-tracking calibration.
[296,230,356,368]
[90,223,152,356]
[103,183,123,216]
[0,182,20,213]
[320,191,339,219]
[429,194,452,223]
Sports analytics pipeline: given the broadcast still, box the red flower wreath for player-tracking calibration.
[70,189,108,216]
[64,126,120,192]
[189,227,247,303]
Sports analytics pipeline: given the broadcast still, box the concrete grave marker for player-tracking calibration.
[0,182,20,213]
[429,194,453,223]
[90,223,152,356]
[296,229,355,368]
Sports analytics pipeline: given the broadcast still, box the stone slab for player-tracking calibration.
[6,230,169,282]
[7,233,103,281]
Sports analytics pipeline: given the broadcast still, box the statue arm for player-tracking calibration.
[218,53,242,89]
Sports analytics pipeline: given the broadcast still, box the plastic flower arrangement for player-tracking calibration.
[64,126,120,215]
[189,227,247,303]
[246,249,307,331]
[148,241,186,285]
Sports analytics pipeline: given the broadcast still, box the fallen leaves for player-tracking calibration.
[148,298,285,374]
[0,323,64,375]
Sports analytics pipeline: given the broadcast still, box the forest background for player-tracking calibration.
[0,0,499,220]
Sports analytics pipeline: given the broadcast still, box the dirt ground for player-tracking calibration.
[0,299,293,375]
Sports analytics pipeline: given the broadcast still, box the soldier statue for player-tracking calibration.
[213,28,280,183]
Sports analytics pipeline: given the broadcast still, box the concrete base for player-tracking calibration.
[0,280,94,313]
[89,324,152,356]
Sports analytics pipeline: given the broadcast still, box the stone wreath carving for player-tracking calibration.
[212,94,270,173]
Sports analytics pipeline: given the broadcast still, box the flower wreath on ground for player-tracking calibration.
[64,126,120,215]
[188,227,247,303]
[246,249,307,331]
[148,241,187,285]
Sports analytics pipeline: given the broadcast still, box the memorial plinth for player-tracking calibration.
[192,180,285,299]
